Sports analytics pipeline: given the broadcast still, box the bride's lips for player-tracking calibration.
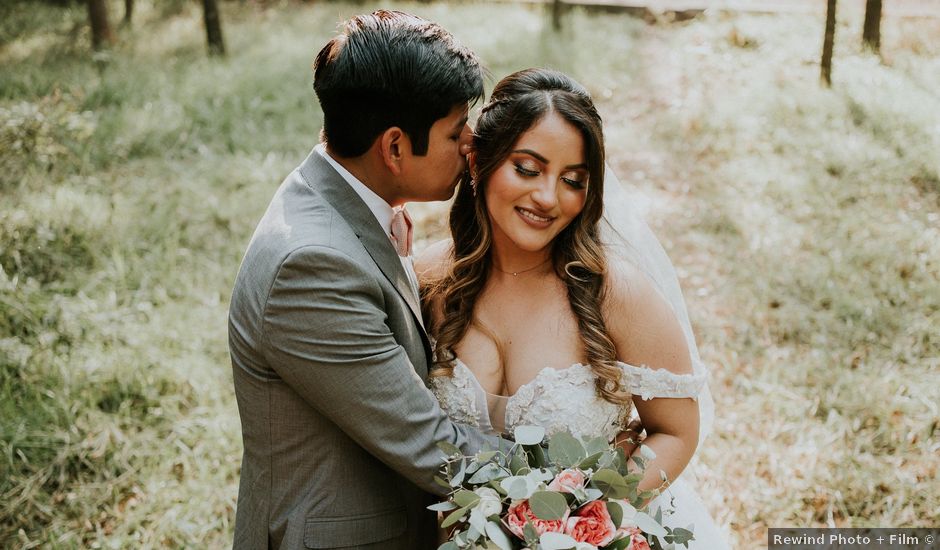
[515,206,554,228]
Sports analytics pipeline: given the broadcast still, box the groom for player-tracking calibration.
[228,11,501,550]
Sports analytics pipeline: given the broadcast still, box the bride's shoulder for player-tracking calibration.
[414,238,454,282]
[603,261,693,375]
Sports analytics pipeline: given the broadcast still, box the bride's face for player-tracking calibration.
[482,112,589,254]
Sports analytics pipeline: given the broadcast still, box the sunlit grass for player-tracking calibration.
[2,1,938,547]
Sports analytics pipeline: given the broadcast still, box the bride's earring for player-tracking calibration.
[470,173,478,197]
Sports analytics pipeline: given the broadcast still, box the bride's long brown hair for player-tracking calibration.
[424,68,630,405]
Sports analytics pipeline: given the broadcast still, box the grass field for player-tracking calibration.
[2,1,938,547]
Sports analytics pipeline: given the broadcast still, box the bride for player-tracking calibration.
[417,68,729,548]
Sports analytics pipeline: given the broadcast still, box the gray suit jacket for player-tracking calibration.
[228,150,499,549]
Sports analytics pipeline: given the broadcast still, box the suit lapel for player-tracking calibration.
[298,151,431,360]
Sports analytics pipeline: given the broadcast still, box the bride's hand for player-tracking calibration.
[614,418,644,457]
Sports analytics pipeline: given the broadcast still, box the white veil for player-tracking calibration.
[599,164,715,446]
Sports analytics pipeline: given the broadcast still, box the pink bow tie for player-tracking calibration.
[390,206,413,257]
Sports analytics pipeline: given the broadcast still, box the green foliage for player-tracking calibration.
[528,490,568,521]
[1,1,937,548]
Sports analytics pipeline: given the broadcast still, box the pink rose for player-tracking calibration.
[564,501,617,546]
[548,468,587,493]
[504,499,569,539]
[617,526,652,550]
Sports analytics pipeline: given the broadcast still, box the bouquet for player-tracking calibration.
[430,426,695,550]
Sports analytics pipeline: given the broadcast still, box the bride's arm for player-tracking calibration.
[604,263,700,492]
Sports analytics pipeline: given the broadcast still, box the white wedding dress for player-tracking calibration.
[429,358,730,549]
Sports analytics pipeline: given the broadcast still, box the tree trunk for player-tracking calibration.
[821,0,837,87]
[87,0,115,50]
[202,0,226,57]
[551,0,563,31]
[863,0,882,52]
[123,0,134,26]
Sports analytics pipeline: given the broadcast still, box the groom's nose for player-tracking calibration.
[458,123,473,156]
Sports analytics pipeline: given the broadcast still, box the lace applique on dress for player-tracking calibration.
[504,364,623,442]
[427,358,708,441]
[621,361,707,401]
[427,362,481,428]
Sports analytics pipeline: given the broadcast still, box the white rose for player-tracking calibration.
[473,487,503,517]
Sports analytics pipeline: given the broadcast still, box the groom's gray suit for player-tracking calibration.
[229,149,497,549]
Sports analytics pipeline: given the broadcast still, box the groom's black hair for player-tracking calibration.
[313,10,485,157]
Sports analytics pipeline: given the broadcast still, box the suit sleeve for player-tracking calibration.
[261,244,502,495]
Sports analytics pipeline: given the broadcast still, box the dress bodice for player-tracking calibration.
[428,358,707,441]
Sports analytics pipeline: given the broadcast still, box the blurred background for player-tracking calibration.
[1,0,938,547]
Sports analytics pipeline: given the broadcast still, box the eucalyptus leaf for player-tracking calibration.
[527,444,547,469]
[613,447,628,473]
[584,488,603,501]
[476,450,499,462]
[547,431,585,468]
[465,460,483,475]
[529,468,556,483]
[529,490,570,521]
[514,425,546,445]
[454,490,480,508]
[427,501,459,512]
[668,526,695,546]
[639,444,657,460]
[606,500,624,527]
[591,468,630,499]
[607,535,632,550]
[437,441,461,457]
[451,459,467,487]
[468,462,506,484]
[539,531,578,550]
[502,477,530,500]
[437,542,459,550]
[468,507,487,536]
[523,522,540,546]
[634,511,668,537]
[624,472,644,485]
[440,505,470,529]
[509,449,528,475]
[578,451,603,471]
[434,476,451,489]
[485,521,514,550]
[581,435,607,454]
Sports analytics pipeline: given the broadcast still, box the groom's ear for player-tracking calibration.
[379,127,406,176]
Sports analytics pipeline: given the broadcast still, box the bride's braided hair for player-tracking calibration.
[424,68,630,406]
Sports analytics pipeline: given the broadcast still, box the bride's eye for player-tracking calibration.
[513,162,539,177]
[562,171,587,189]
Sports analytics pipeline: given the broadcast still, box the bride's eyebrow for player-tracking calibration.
[512,149,587,170]
[512,149,547,163]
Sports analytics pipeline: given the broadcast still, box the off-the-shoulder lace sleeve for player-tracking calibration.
[618,361,707,401]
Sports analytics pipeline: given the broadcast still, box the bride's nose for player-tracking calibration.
[530,180,558,211]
